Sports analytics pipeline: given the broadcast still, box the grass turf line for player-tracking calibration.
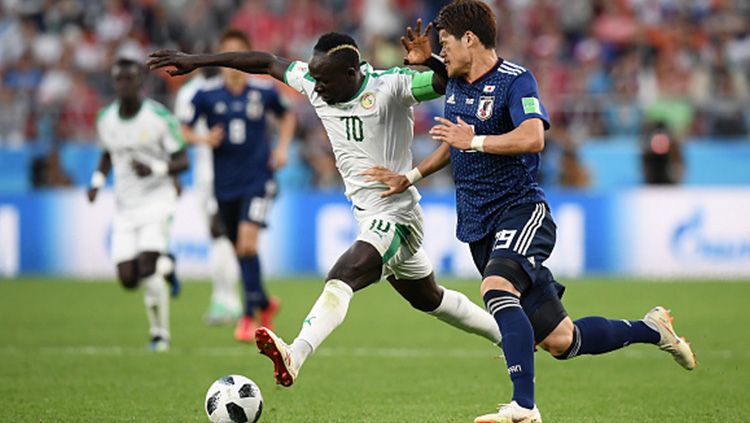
[0,278,748,422]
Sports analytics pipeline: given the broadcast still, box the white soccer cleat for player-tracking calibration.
[644,306,696,370]
[255,327,298,387]
[474,401,542,423]
[148,336,170,353]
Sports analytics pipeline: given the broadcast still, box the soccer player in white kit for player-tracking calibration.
[88,56,189,352]
[148,32,502,385]
[174,70,243,325]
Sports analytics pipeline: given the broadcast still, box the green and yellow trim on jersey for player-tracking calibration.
[150,101,187,150]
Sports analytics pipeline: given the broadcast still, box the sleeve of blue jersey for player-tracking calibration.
[186,90,204,126]
[267,86,288,116]
[507,71,550,130]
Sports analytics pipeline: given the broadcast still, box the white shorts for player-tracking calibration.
[354,204,433,281]
[111,215,172,264]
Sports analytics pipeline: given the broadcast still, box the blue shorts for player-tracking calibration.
[217,180,277,243]
[469,202,567,343]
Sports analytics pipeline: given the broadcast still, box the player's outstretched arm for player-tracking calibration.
[148,50,291,82]
[360,143,451,198]
[402,18,447,95]
[270,111,296,170]
[87,151,111,203]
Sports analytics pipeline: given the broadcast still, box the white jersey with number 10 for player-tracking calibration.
[284,61,439,216]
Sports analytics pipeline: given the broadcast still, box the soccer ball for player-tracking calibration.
[204,375,263,423]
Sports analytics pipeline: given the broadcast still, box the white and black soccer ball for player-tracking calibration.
[204,375,263,423]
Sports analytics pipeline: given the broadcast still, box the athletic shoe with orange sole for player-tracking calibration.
[234,316,257,343]
[255,327,297,387]
[474,401,542,423]
[260,297,280,330]
[643,306,697,370]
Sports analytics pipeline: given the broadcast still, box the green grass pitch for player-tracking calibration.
[1,278,748,422]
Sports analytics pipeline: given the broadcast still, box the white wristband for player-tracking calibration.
[405,167,423,185]
[471,135,486,152]
[150,160,169,176]
[90,171,105,189]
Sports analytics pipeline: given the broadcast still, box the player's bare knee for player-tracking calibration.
[236,243,258,258]
[480,276,518,296]
[542,333,573,358]
[543,319,575,359]
[136,252,159,279]
[117,262,139,290]
[209,214,227,239]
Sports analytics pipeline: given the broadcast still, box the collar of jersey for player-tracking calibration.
[341,61,372,104]
[116,99,145,121]
[467,58,502,85]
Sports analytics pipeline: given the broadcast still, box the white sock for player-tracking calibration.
[143,272,170,340]
[211,236,241,310]
[428,287,502,345]
[292,279,353,367]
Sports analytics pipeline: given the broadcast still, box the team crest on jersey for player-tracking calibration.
[360,92,376,109]
[476,96,494,121]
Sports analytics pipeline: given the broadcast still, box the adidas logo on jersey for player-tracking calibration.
[446,94,456,104]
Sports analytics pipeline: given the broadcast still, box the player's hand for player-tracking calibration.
[401,18,434,65]
[147,50,199,76]
[430,116,474,150]
[86,187,98,203]
[206,124,224,148]
[360,166,410,197]
[270,147,288,170]
[131,159,152,177]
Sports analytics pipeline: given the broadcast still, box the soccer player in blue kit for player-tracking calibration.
[363,2,696,422]
[182,29,296,342]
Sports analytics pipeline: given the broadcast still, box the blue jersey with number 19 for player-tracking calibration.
[444,59,551,243]
[186,78,287,200]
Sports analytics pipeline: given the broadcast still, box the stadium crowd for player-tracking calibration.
[0,0,748,188]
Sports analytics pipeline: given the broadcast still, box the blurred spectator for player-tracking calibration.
[641,121,684,185]
[0,0,747,189]
[30,149,73,188]
[559,147,591,188]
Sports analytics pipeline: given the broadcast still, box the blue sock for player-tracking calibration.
[483,290,535,410]
[565,317,660,357]
[239,255,269,317]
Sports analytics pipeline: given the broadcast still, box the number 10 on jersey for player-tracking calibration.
[340,116,364,142]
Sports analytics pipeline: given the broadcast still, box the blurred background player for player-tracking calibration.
[180,29,296,342]
[174,59,243,326]
[366,2,697,422]
[148,30,502,387]
[87,51,188,352]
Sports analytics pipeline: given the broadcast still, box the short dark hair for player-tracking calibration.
[313,32,360,67]
[219,28,251,49]
[435,0,496,49]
